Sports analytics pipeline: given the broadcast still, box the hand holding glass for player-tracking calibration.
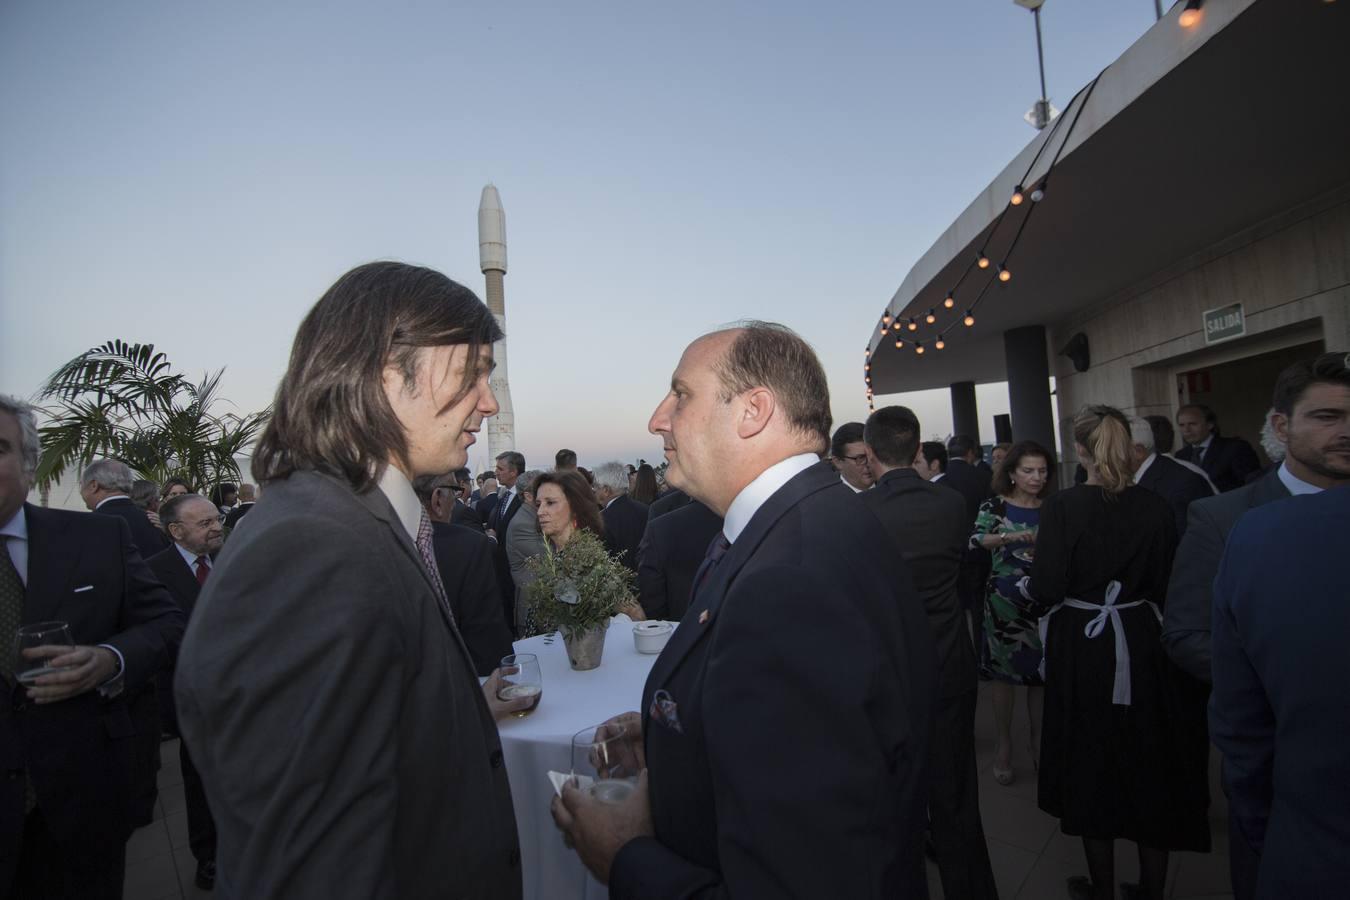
[15,622,75,684]
[572,723,641,805]
[496,653,543,717]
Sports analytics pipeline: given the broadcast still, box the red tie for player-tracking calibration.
[194,555,210,586]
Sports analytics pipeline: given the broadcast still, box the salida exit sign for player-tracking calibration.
[1203,303,1245,345]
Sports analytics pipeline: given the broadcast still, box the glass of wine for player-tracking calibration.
[496,653,543,717]
[15,621,75,684]
[571,722,640,805]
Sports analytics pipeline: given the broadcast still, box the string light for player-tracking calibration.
[882,311,892,327]
[944,293,955,309]
[1030,184,1045,202]
[907,318,918,332]
[894,338,904,349]
[977,252,991,269]
[925,309,937,325]
[915,341,925,355]
[935,337,946,350]
[998,264,1012,283]
[879,323,888,335]
[1011,185,1025,206]
[1179,0,1202,28]
[865,348,871,358]
[864,363,871,372]
[963,311,975,327]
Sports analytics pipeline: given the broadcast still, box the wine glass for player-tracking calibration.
[571,722,640,804]
[15,621,75,684]
[496,653,543,717]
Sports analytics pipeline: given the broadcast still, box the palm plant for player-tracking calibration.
[35,340,269,493]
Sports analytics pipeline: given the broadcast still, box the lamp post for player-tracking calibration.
[1015,1,1058,129]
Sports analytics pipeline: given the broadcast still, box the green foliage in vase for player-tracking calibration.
[524,530,635,636]
[34,340,269,492]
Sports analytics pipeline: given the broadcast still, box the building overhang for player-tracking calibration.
[866,0,1350,395]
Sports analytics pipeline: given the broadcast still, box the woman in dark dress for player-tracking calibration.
[1021,406,1209,900]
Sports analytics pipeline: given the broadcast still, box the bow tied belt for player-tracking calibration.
[1033,579,1160,706]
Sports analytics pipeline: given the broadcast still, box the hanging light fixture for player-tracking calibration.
[882,310,892,327]
[944,292,955,309]
[879,323,887,336]
[963,311,976,327]
[1011,185,1025,206]
[1030,183,1046,202]
[998,264,1012,283]
[915,341,925,355]
[925,308,937,325]
[864,363,871,372]
[935,337,946,350]
[977,252,991,269]
[1179,0,1202,28]
[894,338,904,349]
[865,347,871,358]
[907,318,918,332]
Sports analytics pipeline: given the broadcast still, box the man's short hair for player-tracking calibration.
[713,322,832,448]
[1272,352,1350,416]
[946,434,977,460]
[1144,415,1174,454]
[252,261,503,491]
[412,473,457,503]
[0,395,40,479]
[496,451,525,475]
[130,479,159,509]
[555,449,577,468]
[1127,416,1155,451]
[830,422,866,459]
[592,461,629,494]
[477,471,490,485]
[161,493,211,530]
[238,484,257,501]
[920,441,948,473]
[865,406,922,468]
[81,459,134,492]
[518,469,544,496]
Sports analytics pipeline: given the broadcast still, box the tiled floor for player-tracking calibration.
[126,682,1234,899]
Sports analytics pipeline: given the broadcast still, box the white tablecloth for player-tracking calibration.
[498,616,663,900]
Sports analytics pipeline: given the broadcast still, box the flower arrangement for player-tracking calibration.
[524,530,636,638]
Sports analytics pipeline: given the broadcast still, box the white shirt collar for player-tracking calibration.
[723,453,818,544]
[604,494,623,509]
[1194,434,1214,453]
[0,505,27,541]
[377,465,423,542]
[930,472,946,483]
[95,494,130,510]
[1133,452,1157,483]
[1277,461,1322,496]
[839,473,863,493]
[175,542,210,571]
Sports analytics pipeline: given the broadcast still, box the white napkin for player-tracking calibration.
[548,770,593,797]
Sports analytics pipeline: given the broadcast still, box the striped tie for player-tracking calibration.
[415,509,455,625]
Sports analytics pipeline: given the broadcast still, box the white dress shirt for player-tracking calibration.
[378,465,423,542]
[175,542,212,574]
[839,474,864,494]
[723,453,819,544]
[1277,461,1322,496]
[1132,452,1158,484]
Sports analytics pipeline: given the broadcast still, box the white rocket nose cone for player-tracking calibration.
[478,184,507,273]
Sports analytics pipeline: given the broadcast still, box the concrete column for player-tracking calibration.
[1003,325,1056,451]
[949,381,980,443]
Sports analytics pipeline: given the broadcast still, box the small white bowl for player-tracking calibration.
[633,621,673,654]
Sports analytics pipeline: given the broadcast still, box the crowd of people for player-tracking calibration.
[1,260,1346,899]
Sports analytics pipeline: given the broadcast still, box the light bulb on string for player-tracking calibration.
[907,318,918,332]
[864,363,871,372]
[1179,0,1202,28]
[963,311,975,327]
[925,309,937,325]
[882,311,892,327]
[1011,185,1025,206]
[894,338,904,349]
[944,293,955,309]
[935,337,946,350]
[915,342,925,355]
[865,347,871,357]
[977,252,991,269]
[1031,184,1046,202]
[998,264,1012,283]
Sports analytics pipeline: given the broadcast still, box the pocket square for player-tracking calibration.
[73,585,94,593]
[650,689,683,734]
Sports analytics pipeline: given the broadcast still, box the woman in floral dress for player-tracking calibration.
[971,440,1054,785]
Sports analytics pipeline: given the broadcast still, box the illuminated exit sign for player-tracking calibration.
[1203,303,1245,345]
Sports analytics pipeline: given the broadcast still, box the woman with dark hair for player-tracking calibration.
[630,463,658,505]
[971,439,1054,786]
[530,470,643,630]
[160,478,192,501]
[1021,406,1206,900]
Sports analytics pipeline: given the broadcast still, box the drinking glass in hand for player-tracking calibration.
[572,723,640,805]
[497,653,543,717]
[15,621,75,684]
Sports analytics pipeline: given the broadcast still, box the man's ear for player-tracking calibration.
[735,387,775,439]
[1271,412,1290,447]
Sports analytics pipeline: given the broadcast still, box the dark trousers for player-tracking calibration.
[1227,807,1259,900]
[930,687,999,900]
[7,808,126,900]
[179,742,217,863]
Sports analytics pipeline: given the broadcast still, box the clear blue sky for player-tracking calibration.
[1,0,1160,474]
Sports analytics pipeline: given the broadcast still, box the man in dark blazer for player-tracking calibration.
[1,396,185,899]
[645,486,690,521]
[861,406,996,900]
[595,461,648,573]
[1210,487,1350,898]
[487,452,526,634]
[413,473,514,677]
[475,474,500,521]
[147,493,224,890]
[635,499,722,622]
[944,435,994,620]
[80,458,171,558]
[1127,416,1215,535]
[1174,404,1261,492]
[447,468,486,531]
[221,484,257,530]
[173,262,528,898]
[552,325,935,898]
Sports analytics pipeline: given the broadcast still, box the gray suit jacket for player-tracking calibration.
[174,470,520,899]
[504,503,546,595]
[1161,468,1289,683]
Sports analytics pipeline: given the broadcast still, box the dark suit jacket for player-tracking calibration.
[1135,453,1216,536]
[1176,434,1262,493]
[609,462,935,900]
[636,500,723,622]
[431,521,514,677]
[174,471,520,899]
[146,546,210,737]
[602,494,648,572]
[487,491,524,630]
[223,502,255,530]
[452,498,486,532]
[860,468,976,700]
[1162,468,1288,683]
[941,459,991,526]
[1,505,184,886]
[476,491,501,523]
[95,496,170,558]
[647,488,691,522]
[1210,487,1350,896]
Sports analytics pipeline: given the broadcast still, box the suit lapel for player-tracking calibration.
[22,504,78,623]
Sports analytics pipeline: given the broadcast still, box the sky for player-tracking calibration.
[1,0,1161,477]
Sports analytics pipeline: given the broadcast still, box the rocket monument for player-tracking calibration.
[478,184,514,457]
